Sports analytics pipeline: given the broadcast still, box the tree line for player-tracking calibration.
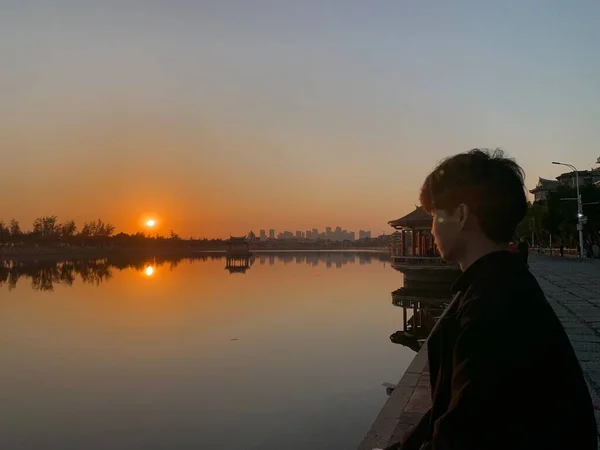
[0,216,390,249]
[516,183,600,248]
[0,216,190,246]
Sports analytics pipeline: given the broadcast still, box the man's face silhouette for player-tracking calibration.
[431,207,463,262]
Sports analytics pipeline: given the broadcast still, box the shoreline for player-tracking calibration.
[0,246,389,262]
[357,346,430,450]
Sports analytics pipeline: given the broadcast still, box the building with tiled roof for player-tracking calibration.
[530,166,600,203]
[225,236,250,256]
[555,168,600,188]
[387,206,435,258]
[529,177,560,202]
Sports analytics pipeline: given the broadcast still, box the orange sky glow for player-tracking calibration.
[2,3,599,238]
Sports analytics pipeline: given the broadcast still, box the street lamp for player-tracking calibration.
[552,161,584,259]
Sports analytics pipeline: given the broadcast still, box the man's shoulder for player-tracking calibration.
[460,270,546,320]
[473,264,542,295]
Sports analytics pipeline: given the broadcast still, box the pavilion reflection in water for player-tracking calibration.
[224,255,254,274]
[225,235,253,274]
[390,291,450,353]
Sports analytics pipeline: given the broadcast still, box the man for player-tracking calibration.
[385,149,596,450]
[517,236,529,266]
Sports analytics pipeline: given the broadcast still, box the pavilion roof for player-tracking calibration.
[529,177,560,194]
[227,236,248,243]
[388,206,432,229]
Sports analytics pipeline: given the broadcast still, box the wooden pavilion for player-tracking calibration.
[225,235,252,274]
[387,205,460,280]
[226,236,251,255]
[388,206,436,257]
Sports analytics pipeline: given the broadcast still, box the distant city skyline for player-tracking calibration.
[0,215,384,241]
[255,227,374,242]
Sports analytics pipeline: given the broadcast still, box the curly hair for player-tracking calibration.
[419,148,528,243]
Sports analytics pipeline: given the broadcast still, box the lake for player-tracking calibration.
[0,251,414,450]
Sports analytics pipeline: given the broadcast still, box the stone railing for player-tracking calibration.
[392,287,451,304]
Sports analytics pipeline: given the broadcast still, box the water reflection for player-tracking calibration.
[0,251,389,291]
[0,259,113,291]
[225,255,253,274]
[389,291,450,354]
[255,251,388,267]
[0,251,405,450]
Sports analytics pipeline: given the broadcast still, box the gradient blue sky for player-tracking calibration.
[2,1,599,237]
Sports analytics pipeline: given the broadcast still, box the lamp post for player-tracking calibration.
[552,161,584,259]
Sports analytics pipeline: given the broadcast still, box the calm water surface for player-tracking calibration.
[0,252,413,450]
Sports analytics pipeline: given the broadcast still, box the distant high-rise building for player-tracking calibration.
[296,231,303,238]
[326,227,332,236]
[336,227,344,241]
[260,230,267,241]
[359,230,372,239]
[269,229,275,239]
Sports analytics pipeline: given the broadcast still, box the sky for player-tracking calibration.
[2,0,600,238]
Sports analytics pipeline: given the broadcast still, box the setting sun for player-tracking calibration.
[146,219,156,228]
[144,266,155,277]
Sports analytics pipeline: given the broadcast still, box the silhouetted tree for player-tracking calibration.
[58,220,77,238]
[80,219,115,238]
[0,221,10,243]
[0,215,231,250]
[32,216,58,237]
[9,219,21,237]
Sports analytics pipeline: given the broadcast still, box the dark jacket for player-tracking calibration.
[517,240,529,255]
[387,251,597,450]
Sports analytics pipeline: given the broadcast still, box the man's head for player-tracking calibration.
[420,149,527,265]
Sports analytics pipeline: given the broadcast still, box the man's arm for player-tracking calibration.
[427,313,513,450]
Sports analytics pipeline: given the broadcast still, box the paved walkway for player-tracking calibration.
[359,254,600,449]
[357,346,430,450]
[529,254,600,437]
